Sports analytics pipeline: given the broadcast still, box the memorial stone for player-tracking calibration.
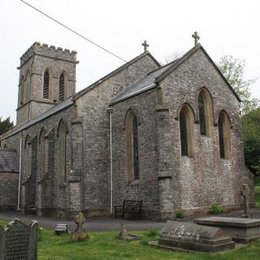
[158,221,235,252]
[0,218,38,260]
[194,216,260,243]
[71,212,88,241]
[241,184,250,218]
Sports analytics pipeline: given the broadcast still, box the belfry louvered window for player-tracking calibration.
[59,73,65,101]
[43,70,49,99]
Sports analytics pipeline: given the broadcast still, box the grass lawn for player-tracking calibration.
[36,228,260,260]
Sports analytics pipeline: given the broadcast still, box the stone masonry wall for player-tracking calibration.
[1,105,80,217]
[75,54,159,216]
[111,89,160,219]
[159,48,254,217]
[0,172,18,206]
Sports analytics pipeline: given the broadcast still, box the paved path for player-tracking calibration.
[1,208,260,232]
[0,211,165,232]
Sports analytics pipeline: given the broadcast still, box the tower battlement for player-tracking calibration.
[20,42,78,67]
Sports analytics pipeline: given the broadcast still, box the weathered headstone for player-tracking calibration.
[0,218,38,260]
[71,212,88,241]
[194,216,260,244]
[157,221,235,252]
[241,183,250,218]
[116,223,141,241]
[55,223,69,235]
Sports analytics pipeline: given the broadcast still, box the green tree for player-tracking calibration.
[0,117,14,135]
[242,108,260,175]
[217,55,259,115]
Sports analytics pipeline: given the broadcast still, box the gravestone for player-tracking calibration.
[194,216,260,243]
[55,223,69,235]
[241,183,250,218]
[0,218,38,260]
[71,212,88,241]
[116,223,141,241]
[157,221,235,252]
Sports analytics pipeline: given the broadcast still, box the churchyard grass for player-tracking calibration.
[36,227,260,259]
[0,218,260,259]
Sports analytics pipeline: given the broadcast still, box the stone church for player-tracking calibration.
[0,41,254,219]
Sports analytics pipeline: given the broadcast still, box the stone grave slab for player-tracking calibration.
[194,216,260,244]
[157,221,235,252]
[0,218,38,260]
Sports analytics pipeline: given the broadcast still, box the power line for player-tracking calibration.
[20,0,128,63]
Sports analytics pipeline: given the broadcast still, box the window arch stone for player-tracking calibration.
[125,109,139,183]
[197,87,213,137]
[178,104,194,156]
[218,110,231,159]
[57,119,68,184]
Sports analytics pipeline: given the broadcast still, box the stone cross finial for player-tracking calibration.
[192,31,200,46]
[142,40,149,52]
[240,184,250,218]
[74,212,85,231]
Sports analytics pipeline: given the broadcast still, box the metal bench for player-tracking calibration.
[114,200,142,220]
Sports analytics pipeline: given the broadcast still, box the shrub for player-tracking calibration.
[175,211,184,218]
[208,204,224,214]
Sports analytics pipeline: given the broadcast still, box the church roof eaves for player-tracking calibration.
[155,43,241,102]
[73,51,160,101]
[110,63,174,105]
[1,97,74,139]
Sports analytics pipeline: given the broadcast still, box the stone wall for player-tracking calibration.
[111,88,160,219]
[75,53,160,216]
[158,48,254,217]
[0,172,18,206]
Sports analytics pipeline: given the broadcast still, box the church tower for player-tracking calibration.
[16,42,78,126]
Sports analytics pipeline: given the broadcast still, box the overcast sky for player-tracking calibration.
[1,0,259,122]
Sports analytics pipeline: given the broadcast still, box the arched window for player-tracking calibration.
[58,120,67,184]
[125,110,139,183]
[179,105,194,156]
[43,70,49,99]
[39,128,47,179]
[24,135,32,181]
[19,76,25,105]
[59,73,65,101]
[218,111,231,159]
[198,88,213,136]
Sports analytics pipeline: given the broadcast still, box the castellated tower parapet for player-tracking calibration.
[16,42,78,126]
[19,42,78,67]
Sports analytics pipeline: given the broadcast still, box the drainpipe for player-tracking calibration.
[107,108,113,214]
[17,137,22,211]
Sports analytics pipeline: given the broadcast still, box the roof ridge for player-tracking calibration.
[73,51,160,100]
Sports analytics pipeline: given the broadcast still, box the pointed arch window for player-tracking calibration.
[59,73,65,101]
[179,105,193,156]
[218,111,231,159]
[43,70,49,99]
[58,120,67,184]
[198,88,213,136]
[39,128,47,179]
[126,110,139,183]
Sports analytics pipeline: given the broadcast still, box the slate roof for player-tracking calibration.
[2,96,74,139]
[73,51,161,100]
[0,149,19,173]
[110,44,241,105]
[110,61,176,105]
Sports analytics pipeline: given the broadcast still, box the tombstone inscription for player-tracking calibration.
[157,221,235,252]
[0,218,38,260]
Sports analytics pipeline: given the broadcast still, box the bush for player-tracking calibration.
[208,205,224,214]
[175,211,184,218]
